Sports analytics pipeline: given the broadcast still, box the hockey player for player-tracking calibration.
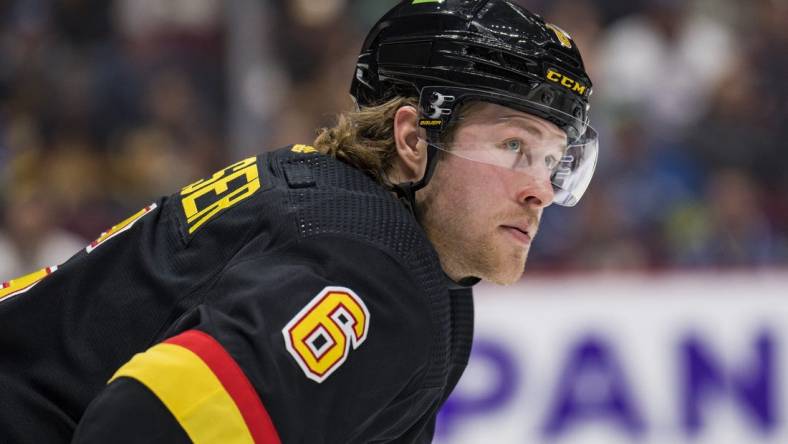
[0,1,597,442]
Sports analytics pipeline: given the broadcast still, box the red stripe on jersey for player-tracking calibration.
[165,330,282,444]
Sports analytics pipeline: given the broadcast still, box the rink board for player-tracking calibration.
[435,271,788,444]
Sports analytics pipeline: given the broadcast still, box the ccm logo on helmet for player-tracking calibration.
[546,69,587,96]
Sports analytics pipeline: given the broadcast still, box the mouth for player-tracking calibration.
[501,225,532,245]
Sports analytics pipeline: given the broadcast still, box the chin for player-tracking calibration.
[482,236,530,284]
[481,260,526,285]
[487,271,524,285]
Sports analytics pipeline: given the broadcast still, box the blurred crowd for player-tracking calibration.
[1,0,786,279]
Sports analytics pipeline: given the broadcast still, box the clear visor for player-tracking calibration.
[421,90,598,207]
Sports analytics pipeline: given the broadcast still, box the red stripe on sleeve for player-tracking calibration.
[165,330,282,444]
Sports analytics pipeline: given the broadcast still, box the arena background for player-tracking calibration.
[1,1,786,443]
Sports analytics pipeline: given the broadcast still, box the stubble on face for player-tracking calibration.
[410,102,562,285]
[417,157,542,285]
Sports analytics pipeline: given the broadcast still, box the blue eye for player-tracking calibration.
[504,139,521,152]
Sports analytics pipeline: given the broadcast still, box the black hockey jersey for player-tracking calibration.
[0,145,475,443]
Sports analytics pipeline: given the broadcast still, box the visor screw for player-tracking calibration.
[430,92,442,104]
[573,106,583,118]
[541,90,555,105]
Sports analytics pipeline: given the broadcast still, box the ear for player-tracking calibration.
[391,105,428,183]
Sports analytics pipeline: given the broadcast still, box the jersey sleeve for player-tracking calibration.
[73,234,438,443]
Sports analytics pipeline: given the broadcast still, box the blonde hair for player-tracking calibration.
[314,96,474,185]
[313,97,418,185]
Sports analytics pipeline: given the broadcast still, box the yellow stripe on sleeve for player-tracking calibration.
[110,343,255,444]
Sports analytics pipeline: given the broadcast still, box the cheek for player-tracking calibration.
[423,156,513,230]
[464,163,510,200]
[445,162,505,222]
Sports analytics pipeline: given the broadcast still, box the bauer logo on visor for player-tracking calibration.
[419,119,443,128]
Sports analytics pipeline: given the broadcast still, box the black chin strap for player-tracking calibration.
[391,142,440,216]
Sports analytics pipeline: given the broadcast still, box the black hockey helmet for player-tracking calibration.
[351,0,598,207]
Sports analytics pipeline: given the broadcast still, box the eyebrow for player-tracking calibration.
[496,115,567,148]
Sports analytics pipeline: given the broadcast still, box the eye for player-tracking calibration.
[503,139,522,153]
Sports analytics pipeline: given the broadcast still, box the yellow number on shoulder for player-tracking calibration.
[181,157,261,234]
[282,286,370,383]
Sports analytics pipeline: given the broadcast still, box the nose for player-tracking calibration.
[515,170,555,208]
